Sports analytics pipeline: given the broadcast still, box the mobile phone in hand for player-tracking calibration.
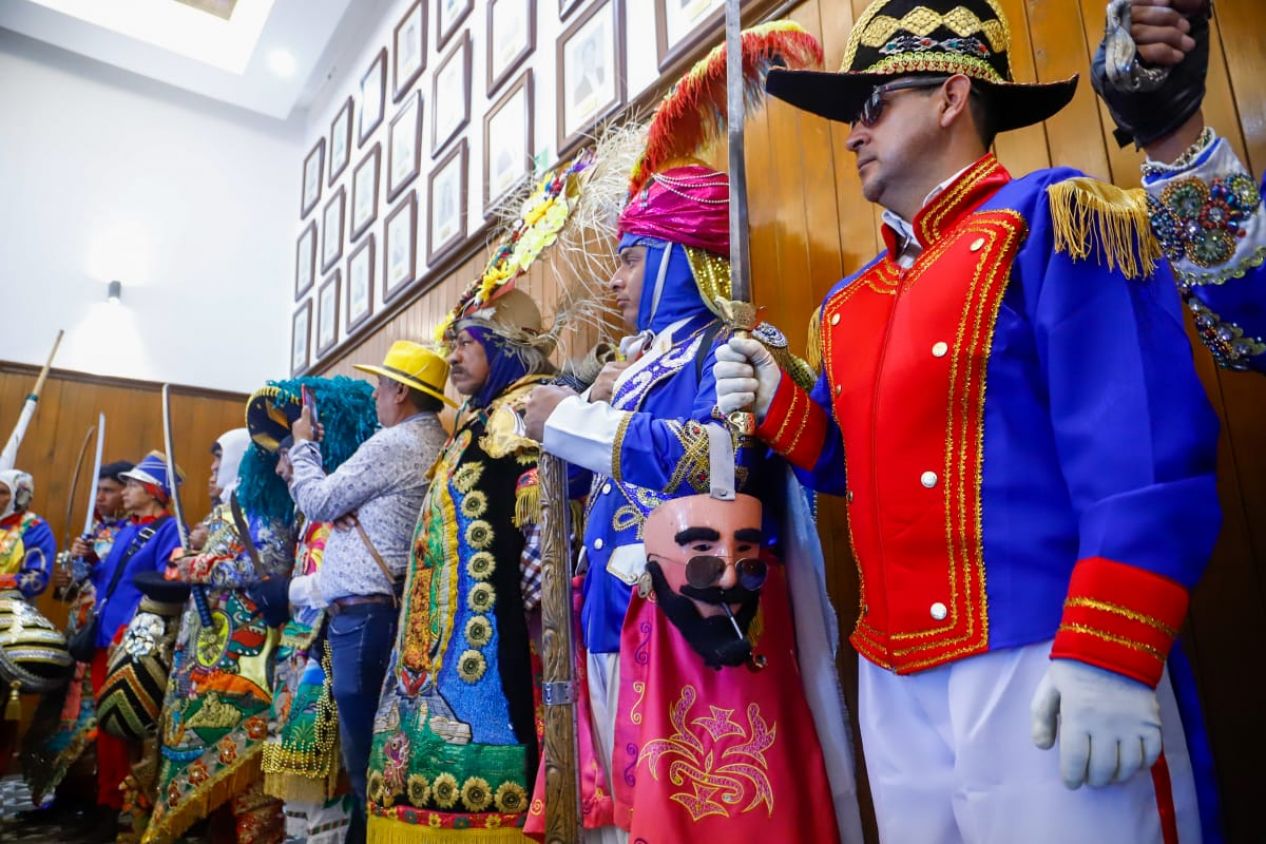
[301,385,320,427]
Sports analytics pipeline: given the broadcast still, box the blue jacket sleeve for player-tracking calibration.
[14,518,56,597]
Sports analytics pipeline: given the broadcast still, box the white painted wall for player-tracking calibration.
[0,28,303,393]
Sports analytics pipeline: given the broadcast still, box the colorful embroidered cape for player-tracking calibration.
[142,504,292,844]
[366,376,547,842]
[263,517,342,805]
[0,511,56,598]
[21,515,126,803]
[610,560,838,840]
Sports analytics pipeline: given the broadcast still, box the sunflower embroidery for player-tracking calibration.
[407,774,431,807]
[465,615,493,647]
[457,649,487,684]
[460,490,488,519]
[432,772,459,809]
[467,582,496,613]
[461,776,493,812]
[466,551,495,581]
[494,781,528,814]
[367,770,386,806]
[465,520,494,550]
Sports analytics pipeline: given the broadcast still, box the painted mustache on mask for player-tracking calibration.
[646,560,761,670]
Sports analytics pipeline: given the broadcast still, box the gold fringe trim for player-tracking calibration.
[805,305,823,374]
[367,814,530,843]
[1048,177,1160,280]
[263,769,337,805]
[512,480,541,529]
[140,745,263,844]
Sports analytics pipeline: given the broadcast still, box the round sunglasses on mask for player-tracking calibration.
[656,555,768,592]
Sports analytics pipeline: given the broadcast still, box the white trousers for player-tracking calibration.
[583,651,629,844]
[859,641,1201,844]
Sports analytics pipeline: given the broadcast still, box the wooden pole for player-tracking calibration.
[0,329,65,470]
[538,452,581,842]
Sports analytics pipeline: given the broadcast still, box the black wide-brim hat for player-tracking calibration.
[766,0,1077,133]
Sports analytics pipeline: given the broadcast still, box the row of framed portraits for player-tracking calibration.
[299,0,725,224]
[292,138,473,374]
[292,0,736,371]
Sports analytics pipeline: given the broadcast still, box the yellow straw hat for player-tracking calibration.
[353,340,455,408]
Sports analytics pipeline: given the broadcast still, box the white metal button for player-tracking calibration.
[931,341,948,358]
[970,237,985,252]
[830,313,841,326]
[846,489,854,503]
[601,483,612,494]
[930,602,948,620]
[593,538,604,550]
[920,471,938,488]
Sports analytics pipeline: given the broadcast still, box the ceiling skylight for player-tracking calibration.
[25,0,275,73]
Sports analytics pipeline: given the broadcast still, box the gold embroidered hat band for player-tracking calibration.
[765,0,1078,132]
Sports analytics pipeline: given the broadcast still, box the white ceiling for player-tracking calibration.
[0,0,385,120]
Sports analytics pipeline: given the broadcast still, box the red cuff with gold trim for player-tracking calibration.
[1051,556,1189,688]
[755,376,828,471]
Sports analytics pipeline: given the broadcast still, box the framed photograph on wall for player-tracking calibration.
[428,138,468,263]
[383,191,418,302]
[359,49,388,145]
[295,221,317,299]
[560,0,586,19]
[437,0,473,51]
[351,143,381,241]
[316,271,340,356]
[655,0,725,70]
[432,31,471,156]
[346,235,376,333]
[556,0,625,155]
[301,138,324,217]
[394,0,427,100]
[388,91,423,201]
[321,186,346,271]
[291,300,312,375]
[329,97,354,185]
[484,71,533,214]
[487,0,535,96]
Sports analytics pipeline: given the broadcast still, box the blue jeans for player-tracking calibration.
[328,601,397,844]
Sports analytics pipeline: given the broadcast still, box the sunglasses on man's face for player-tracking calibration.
[852,76,952,128]
[658,554,768,592]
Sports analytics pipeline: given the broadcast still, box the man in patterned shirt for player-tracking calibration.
[287,340,451,844]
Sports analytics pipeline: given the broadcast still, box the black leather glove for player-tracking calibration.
[1091,4,1210,149]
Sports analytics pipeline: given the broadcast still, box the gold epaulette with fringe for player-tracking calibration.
[1048,177,1161,280]
[804,305,823,375]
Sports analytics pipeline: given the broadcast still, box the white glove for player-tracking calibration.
[1030,659,1163,789]
[288,573,327,609]
[713,337,782,421]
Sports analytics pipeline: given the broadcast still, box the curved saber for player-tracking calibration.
[56,418,101,600]
[161,384,212,626]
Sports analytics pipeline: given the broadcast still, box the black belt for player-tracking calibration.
[327,594,395,615]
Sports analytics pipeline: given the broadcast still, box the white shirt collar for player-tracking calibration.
[880,161,977,257]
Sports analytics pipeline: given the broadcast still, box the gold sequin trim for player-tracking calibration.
[683,246,732,318]
[844,1,1011,70]
[1063,597,1179,639]
[1057,623,1166,661]
[611,412,635,483]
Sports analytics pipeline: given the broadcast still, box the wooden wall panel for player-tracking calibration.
[0,363,247,733]
[316,1,1266,839]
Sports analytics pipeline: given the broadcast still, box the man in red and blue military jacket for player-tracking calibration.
[715,1,1241,841]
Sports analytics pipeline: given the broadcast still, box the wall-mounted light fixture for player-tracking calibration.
[107,280,122,305]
